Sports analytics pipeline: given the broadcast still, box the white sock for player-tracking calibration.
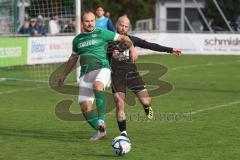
[121,131,127,135]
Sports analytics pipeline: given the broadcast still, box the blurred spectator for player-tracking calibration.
[18,21,33,35]
[95,6,116,32]
[237,16,240,32]
[17,12,31,31]
[62,19,76,33]
[48,14,61,34]
[230,21,238,31]
[24,12,31,22]
[30,18,39,35]
[230,15,240,32]
[36,16,47,36]
[105,12,111,18]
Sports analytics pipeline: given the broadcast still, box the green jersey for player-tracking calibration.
[72,28,119,76]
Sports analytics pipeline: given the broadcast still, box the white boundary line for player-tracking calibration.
[0,86,48,95]
[0,78,49,83]
[168,60,240,115]
[0,108,53,112]
[191,100,240,115]
[169,60,240,71]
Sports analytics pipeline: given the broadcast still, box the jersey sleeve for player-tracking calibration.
[131,36,173,53]
[102,29,119,42]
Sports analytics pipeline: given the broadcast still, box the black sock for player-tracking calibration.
[117,120,126,132]
[143,105,150,108]
[143,105,150,114]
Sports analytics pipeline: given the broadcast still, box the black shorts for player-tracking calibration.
[111,69,146,94]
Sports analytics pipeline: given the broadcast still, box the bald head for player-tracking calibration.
[118,16,130,24]
[82,11,96,32]
[116,16,130,34]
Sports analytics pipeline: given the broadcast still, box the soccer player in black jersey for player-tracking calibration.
[108,16,182,137]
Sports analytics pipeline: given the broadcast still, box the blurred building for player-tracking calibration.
[135,0,206,32]
[155,0,205,32]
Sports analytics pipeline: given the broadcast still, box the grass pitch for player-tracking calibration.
[0,54,240,160]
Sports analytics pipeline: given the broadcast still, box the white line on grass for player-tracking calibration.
[169,60,240,71]
[0,108,53,112]
[191,100,240,115]
[167,60,240,115]
[0,86,48,95]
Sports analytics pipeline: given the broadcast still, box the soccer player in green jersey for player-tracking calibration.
[58,11,137,141]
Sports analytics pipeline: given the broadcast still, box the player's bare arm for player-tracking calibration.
[58,53,79,87]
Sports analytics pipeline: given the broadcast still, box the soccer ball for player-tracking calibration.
[111,136,131,156]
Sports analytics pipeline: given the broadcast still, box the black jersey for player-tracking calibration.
[108,35,173,93]
[109,35,173,71]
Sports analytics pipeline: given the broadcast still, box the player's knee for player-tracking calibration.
[80,101,93,112]
[93,81,104,91]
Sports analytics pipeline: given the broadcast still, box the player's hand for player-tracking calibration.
[172,48,182,56]
[130,47,138,63]
[58,74,66,87]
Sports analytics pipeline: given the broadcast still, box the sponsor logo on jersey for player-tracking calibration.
[91,34,97,38]
[77,39,97,48]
